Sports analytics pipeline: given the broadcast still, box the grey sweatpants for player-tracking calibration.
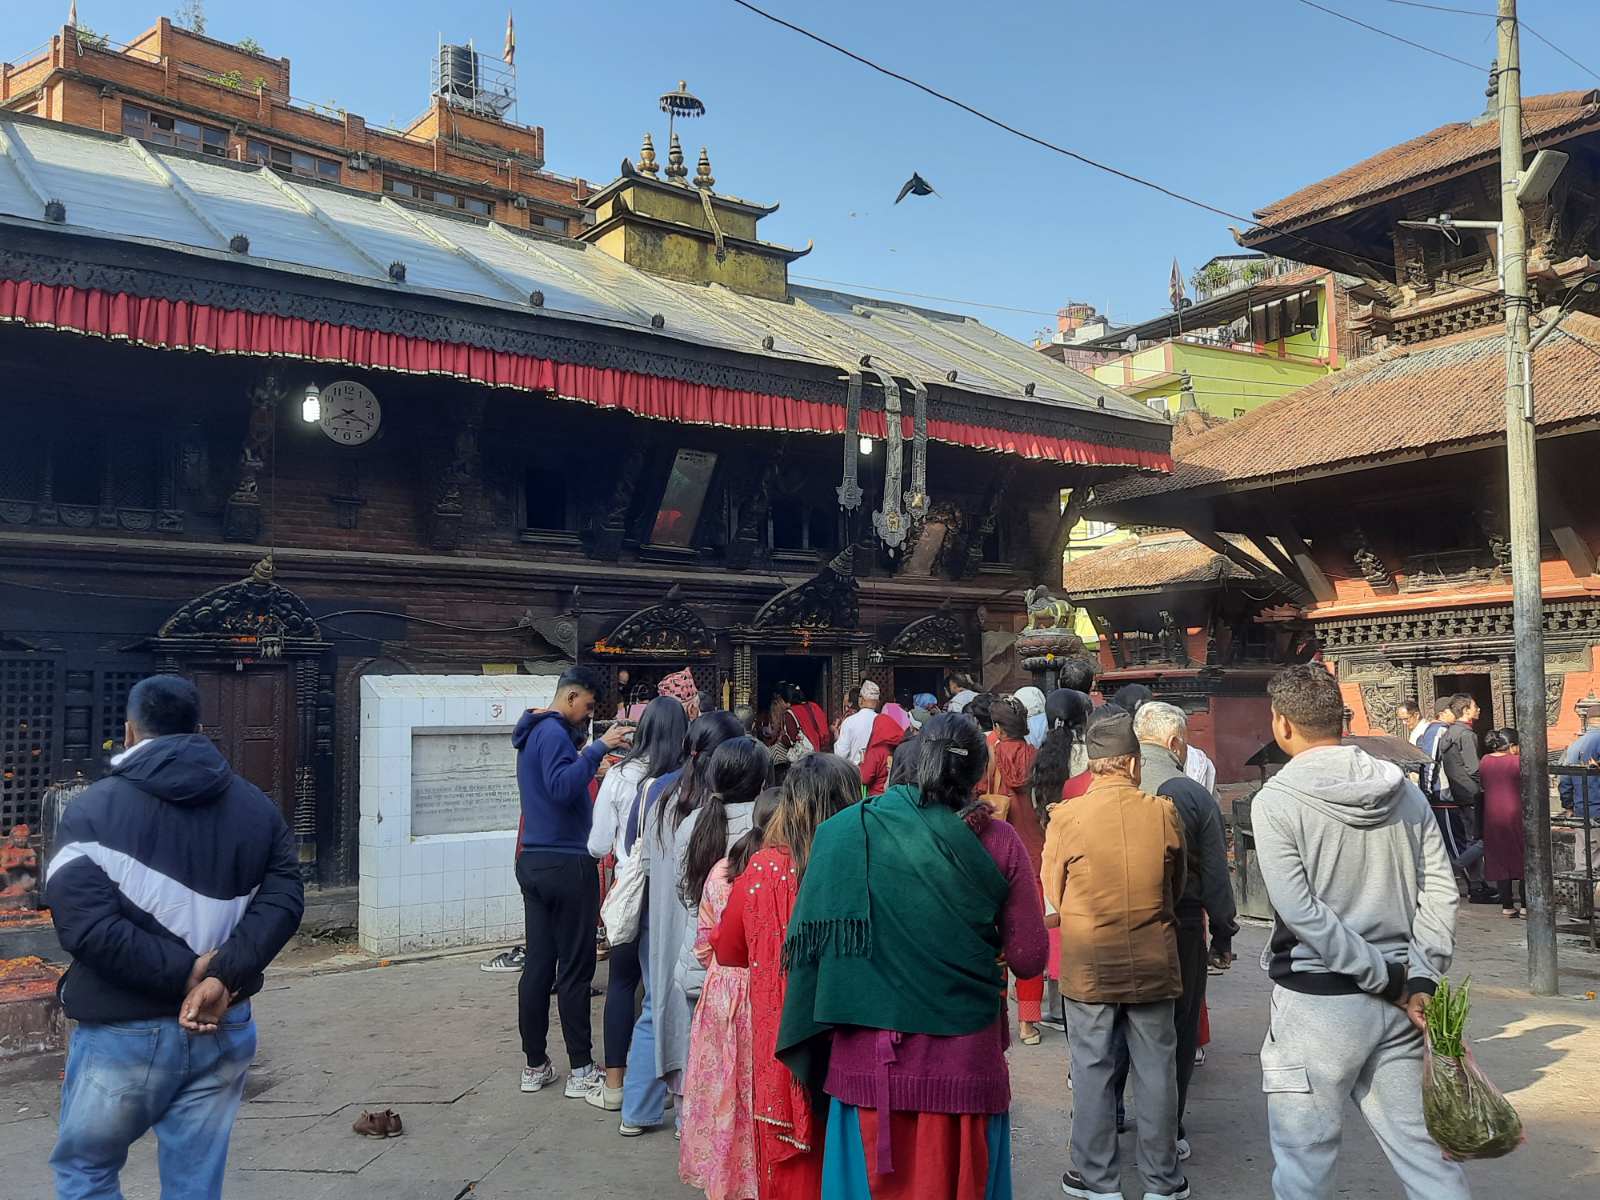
[1065,997,1184,1198]
[1261,986,1470,1200]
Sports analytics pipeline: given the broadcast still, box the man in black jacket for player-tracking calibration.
[1437,692,1492,901]
[1132,700,1239,1163]
[45,675,304,1200]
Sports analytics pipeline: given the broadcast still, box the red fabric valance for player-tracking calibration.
[0,280,1170,470]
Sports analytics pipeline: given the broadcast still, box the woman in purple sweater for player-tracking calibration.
[777,713,1048,1200]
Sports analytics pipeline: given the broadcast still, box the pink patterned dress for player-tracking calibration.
[679,859,758,1200]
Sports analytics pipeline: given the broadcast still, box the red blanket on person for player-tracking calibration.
[712,846,823,1197]
[792,701,833,754]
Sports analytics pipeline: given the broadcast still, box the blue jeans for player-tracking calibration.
[620,928,669,1128]
[51,1003,256,1200]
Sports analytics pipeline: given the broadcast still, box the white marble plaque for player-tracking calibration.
[410,726,521,837]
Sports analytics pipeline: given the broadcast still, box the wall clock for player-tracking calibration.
[319,380,381,446]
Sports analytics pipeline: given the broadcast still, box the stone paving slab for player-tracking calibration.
[3,905,1600,1198]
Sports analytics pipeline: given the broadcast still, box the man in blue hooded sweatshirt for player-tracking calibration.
[513,665,631,1099]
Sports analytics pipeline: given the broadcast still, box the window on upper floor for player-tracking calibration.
[384,176,494,217]
[767,496,838,555]
[122,104,227,157]
[540,215,567,233]
[247,140,340,182]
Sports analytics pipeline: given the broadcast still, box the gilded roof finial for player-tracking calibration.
[666,132,688,182]
[694,147,715,190]
[639,132,660,177]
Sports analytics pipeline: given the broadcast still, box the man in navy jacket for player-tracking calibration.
[513,665,630,1099]
[45,674,303,1200]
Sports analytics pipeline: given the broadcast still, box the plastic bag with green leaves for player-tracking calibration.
[1421,978,1524,1160]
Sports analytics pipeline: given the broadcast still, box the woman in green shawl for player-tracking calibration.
[777,713,1048,1200]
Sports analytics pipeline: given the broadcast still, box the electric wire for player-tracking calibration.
[1378,1,1600,85]
[724,0,1517,309]
[1296,0,1481,69]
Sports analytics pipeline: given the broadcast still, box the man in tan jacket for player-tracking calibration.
[1045,707,1188,1200]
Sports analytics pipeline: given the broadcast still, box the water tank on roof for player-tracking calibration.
[439,43,479,103]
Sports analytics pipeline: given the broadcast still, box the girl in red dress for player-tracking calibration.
[713,754,862,1199]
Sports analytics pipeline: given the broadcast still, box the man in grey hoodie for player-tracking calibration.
[1254,665,1466,1200]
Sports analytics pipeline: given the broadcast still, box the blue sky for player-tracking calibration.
[16,1,1600,340]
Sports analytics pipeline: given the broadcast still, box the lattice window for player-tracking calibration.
[111,434,159,508]
[100,671,142,756]
[0,657,58,831]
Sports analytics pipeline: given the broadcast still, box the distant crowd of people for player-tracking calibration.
[32,658,1472,1199]
[504,660,1469,1200]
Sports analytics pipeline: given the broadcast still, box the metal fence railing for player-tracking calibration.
[1548,762,1598,950]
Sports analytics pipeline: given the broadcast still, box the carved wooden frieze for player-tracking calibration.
[155,557,321,654]
[746,546,859,633]
[597,587,714,659]
[887,609,966,661]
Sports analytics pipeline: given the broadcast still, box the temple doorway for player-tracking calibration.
[1432,671,1494,748]
[756,654,833,720]
[891,666,946,710]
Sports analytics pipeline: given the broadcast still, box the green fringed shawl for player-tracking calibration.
[775,785,1010,1086]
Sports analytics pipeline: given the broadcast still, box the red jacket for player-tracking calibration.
[859,712,906,797]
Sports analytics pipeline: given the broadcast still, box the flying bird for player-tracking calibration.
[894,172,938,204]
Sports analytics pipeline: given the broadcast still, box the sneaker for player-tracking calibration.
[482,946,526,973]
[565,1064,604,1099]
[1140,1182,1190,1200]
[1176,1136,1192,1161]
[520,1060,556,1093]
[585,1083,624,1112]
[352,1109,404,1138]
[619,1120,647,1137]
[1194,1046,1206,1066]
[1062,1170,1124,1200]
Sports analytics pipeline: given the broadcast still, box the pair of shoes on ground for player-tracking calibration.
[1063,1170,1190,1200]
[480,946,526,972]
[352,1109,404,1138]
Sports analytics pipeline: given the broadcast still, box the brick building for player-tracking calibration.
[0,113,1170,891]
[1,17,586,234]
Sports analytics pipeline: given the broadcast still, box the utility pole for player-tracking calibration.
[1498,0,1559,995]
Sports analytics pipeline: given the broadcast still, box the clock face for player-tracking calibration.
[319,381,381,446]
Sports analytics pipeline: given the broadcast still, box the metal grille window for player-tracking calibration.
[122,104,228,157]
[0,657,57,830]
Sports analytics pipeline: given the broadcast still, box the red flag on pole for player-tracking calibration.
[1169,258,1185,311]
[504,10,516,66]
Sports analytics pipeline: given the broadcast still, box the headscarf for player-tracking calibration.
[1014,686,1048,748]
[657,668,702,720]
[882,702,911,732]
[1013,686,1047,718]
[912,692,939,711]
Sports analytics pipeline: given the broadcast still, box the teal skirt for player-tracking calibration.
[820,1098,1013,1200]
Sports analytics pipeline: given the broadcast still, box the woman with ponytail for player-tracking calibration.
[777,715,1047,1200]
[626,710,746,1136]
[679,763,778,1200]
[714,754,862,1198]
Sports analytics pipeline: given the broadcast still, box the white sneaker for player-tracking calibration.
[520,1060,556,1093]
[564,1064,604,1099]
[585,1083,623,1112]
[1176,1136,1192,1161]
[619,1120,646,1137]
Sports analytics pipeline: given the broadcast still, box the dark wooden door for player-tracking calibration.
[191,666,294,820]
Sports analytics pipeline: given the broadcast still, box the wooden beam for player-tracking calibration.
[1235,516,1303,584]
[1543,488,1597,578]
[1260,509,1337,603]
[1038,486,1091,582]
[1182,526,1312,607]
